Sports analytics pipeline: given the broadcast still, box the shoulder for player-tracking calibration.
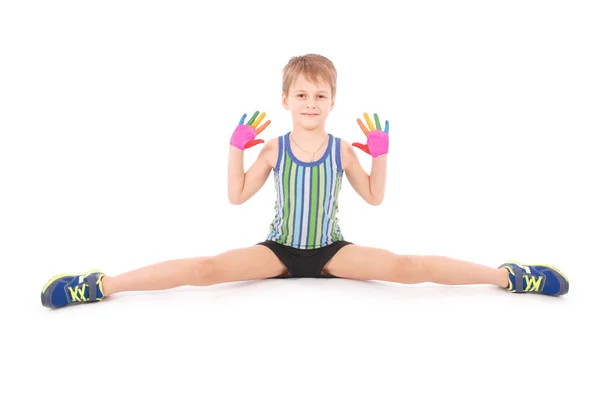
[261,136,282,169]
[264,136,280,150]
[338,138,357,170]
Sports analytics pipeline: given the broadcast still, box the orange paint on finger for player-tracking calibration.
[357,119,369,136]
[255,120,271,135]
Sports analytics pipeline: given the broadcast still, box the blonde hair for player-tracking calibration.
[282,54,337,98]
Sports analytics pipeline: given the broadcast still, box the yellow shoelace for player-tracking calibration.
[68,283,89,302]
[523,274,542,292]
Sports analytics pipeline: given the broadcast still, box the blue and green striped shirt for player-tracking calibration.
[266,132,345,249]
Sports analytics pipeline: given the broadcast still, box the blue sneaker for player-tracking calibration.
[499,261,569,296]
[41,270,106,308]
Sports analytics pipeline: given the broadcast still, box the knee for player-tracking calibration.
[189,256,216,286]
[395,255,428,284]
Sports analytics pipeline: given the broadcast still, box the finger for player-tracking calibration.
[384,120,389,134]
[247,110,260,126]
[255,119,271,135]
[252,112,266,128]
[244,139,265,149]
[357,119,369,136]
[364,112,375,131]
[239,113,247,125]
[374,113,381,130]
[352,142,371,155]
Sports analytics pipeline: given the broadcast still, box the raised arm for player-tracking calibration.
[344,112,389,205]
[228,139,276,205]
[227,111,273,205]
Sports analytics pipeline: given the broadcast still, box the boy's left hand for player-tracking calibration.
[352,113,389,158]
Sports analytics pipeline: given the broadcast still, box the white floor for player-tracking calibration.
[4,1,599,399]
[17,268,594,401]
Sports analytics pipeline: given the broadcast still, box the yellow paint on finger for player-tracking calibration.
[252,112,266,128]
[364,113,375,131]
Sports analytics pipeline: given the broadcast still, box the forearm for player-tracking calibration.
[228,146,245,204]
[369,154,387,205]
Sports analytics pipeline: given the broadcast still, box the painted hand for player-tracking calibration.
[230,111,271,150]
[352,112,389,158]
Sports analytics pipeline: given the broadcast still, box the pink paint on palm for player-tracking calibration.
[230,124,257,150]
[367,130,389,158]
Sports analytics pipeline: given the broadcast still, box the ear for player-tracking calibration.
[282,92,290,110]
[330,96,335,111]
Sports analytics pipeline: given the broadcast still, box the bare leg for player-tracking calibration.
[101,245,287,297]
[413,255,509,287]
[324,245,509,287]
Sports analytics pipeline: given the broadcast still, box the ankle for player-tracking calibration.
[499,267,510,288]
[100,276,113,297]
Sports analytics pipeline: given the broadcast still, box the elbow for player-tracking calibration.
[228,184,245,204]
[369,195,384,206]
[228,193,242,205]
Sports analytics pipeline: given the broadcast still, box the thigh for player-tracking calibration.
[208,245,288,284]
[323,244,414,281]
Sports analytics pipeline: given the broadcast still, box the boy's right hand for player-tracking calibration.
[230,111,271,150]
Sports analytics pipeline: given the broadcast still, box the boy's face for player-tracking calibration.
[282,74,334,131]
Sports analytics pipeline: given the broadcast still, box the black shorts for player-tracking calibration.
[256,240,354,278]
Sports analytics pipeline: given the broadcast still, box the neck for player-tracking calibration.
[290,126,328,144]
[289,126,329,162]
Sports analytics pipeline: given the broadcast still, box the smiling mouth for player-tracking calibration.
[302,113,319,116]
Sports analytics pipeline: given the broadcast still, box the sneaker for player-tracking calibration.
[499,261,569,296]
[41,270,105,308]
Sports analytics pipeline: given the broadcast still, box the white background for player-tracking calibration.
[2,0,599,400]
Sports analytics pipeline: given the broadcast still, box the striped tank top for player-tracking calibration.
[266,132,345,249]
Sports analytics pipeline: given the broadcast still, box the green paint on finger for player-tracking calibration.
[247,111,259,125]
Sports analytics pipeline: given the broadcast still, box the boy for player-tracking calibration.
[41,54,569,308]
